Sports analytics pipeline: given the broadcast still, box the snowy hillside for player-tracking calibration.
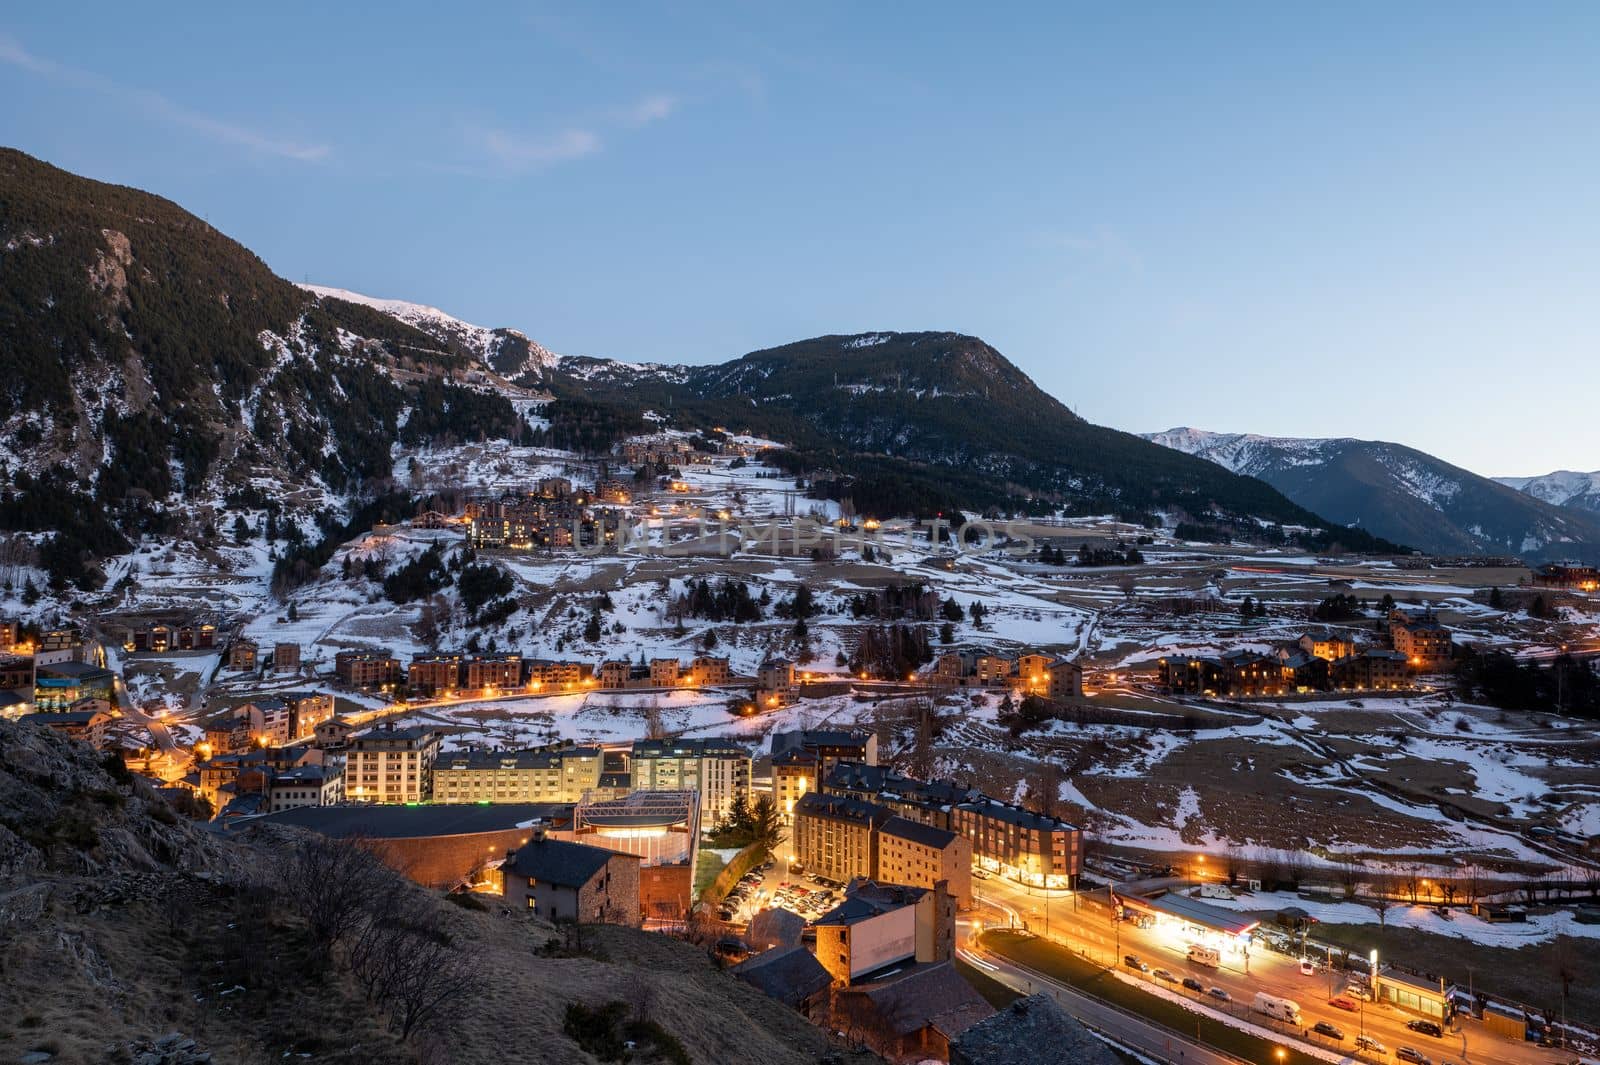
[1497,469,1600,515]
[1142,427,1345,477]
[299,283,558,381]
[1144,427,1600,561]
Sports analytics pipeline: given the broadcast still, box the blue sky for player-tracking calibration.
[3,3,1598,476]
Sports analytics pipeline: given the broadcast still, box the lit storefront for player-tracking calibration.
[1115,891,1260,964]
[1374,967,1452,1022]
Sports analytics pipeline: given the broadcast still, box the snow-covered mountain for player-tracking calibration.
[299,284,558,383]
[1496,470,1600,515]
[1144,428,1600,562]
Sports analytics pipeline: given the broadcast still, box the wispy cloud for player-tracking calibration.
[476,127,603,170]
[619,92,677,126]
[464,90,679,175]
[0,33,329,162]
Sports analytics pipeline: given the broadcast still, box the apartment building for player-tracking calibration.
[408,653,462,697]
[877,816,972,908]
[345,723,441,803]
[268,762,345,811]
[432,746,603,804]
[792,792,892,884]
[335,649,402,690]
[463,652,522,691]
[952,798,1081,890]
[628,737,751,823]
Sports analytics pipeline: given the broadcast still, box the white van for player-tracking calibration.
[1253,992,1302,1025]
[1187,944,1221,968]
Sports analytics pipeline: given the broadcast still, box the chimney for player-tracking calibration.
[532,825,547,843]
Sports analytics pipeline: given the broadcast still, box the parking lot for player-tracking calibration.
[716,859,847,927]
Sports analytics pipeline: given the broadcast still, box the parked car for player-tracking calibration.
[1153,968,1178,984]
[1208,987,1232,1002]
[1397,1048,1431,1065]
[1123,954,1148,972]
[1345,983,1373,1001]
[1329,996,1358,1012]
[1406,1020,1444,1038]
[1355,1036,1387,1055]
[1182,977,1204,992]
[1313,1022,1345,1041]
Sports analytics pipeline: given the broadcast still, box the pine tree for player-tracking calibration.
[583,613,602,642]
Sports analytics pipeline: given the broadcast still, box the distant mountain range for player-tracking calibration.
[1495,470,1600,516]
[1144,428,1600,562]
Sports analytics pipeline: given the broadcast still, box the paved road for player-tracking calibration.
[959,932,1246,1065]
[974,880,1560,1065]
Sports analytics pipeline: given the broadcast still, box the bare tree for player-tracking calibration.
[1336,854,1364,897]
[1370,870,1396,929]
[1027,759,1061,821]
[276,833,393,964]
[383,926,483,1041]
[1222,841,1244,885]
[1403,863,1423,905]
[1461,862,1485,907]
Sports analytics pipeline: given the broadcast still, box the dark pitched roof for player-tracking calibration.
[824,761,972,809]
[438,747,600,772]
[630,737,749,758]
[351,724,439,743]
[880,815,957,850]
[956,797,1078,832]
[794,791,892,829]
[837,962,994,1038]
[731,946,832,1008]
[950,993,1120,1065]
[814,880,929,927]
[503,836,633,887]
[747,906,806,951]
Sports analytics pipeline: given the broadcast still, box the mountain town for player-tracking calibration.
[5,8,1600,1065]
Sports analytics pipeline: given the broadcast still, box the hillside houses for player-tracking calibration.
[927,650,1083,699]
[1389,607,1455,668]
[1157,615,1452,697]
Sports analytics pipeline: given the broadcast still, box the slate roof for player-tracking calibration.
[814,880,928,927]
[747,906,806,950]
[880,815,958,850]
[951,993,1121,1065]
[793,791,892,829]
[836,961,994,1039]
[437,747,600,772]
[503,836,633,888]
[730,946,832,1008]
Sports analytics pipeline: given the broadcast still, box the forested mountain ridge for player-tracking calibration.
[545,335,1403,549]
[0,148,530,588]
